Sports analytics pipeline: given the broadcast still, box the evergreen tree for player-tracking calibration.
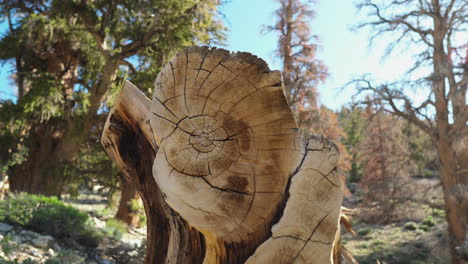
[267,0,326,130]
[354,1,467,259]
[402,121,437,178]
[340,105,366,183]
[267,0,350,173]
[361,100,410,221]
[0,0,225,195]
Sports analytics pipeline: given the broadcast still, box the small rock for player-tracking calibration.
[128,250,139,256]
[47,248,55,257]
[27,247,42,257]
[11,235,23,243]
[99,259,112,264]
[93,217,106,229]
[20,230,41,238]
[92,184,105,192]
[455,241,468,261]
[31,235,54,248]
[52,242,62,252]
[121,237,142,247]
[0,222,13,233]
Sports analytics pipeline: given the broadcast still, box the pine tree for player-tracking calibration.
[340,105,366,183]
[361,99,417,222]
[0,0,225,195]
[354,1,467,259]
[267,0,326,128]
[268,0,350,173]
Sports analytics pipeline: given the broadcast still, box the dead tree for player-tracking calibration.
[101,46,343,264]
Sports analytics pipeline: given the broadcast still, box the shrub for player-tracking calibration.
[103,218,127,240]
[422,215,435,227]
[0,259,38,264]
[44,250,84,264]
[418,224,431,232]
[432,209,445,218]
[0,235,13,256]
[105,218,127,233]
[357,228,371,236]
[0,193,102,247]
[403,222,418,231]
[371,239,385,248]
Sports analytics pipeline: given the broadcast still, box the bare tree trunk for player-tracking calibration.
[115,177,141,226]
[437,134,466,264]
[432,17,466,263]
[102,47,344,263]
[9,129,65,196]
[8,59,118,196]
[282,0,294,77]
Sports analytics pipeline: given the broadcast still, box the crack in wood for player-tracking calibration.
[291,212,330,263]
[201,176,252,195]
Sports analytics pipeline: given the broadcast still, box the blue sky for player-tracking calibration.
[222,0,416,110]
[0,0,416,109]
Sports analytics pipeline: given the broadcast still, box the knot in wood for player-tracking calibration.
[149,46,304,242]
[190,130,215,152]
[186,115,228,154]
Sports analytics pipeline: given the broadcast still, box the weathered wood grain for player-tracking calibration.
[150,47,343,263]
[101,81,205,264]
[245,136,342,263]
[102,47,344,264]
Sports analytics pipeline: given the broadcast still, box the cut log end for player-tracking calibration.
[102,47,344,264]
[151,46,302,244]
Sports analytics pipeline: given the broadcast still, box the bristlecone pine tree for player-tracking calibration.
[0,0,224,196]
[360,101,413,222]
[355,0,467,262]
[267,0,350,174]
[102,47,345,264]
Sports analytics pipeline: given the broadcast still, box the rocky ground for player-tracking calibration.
[0,190,146,264]
[0,221,146,263]
[342,214,451,264]
[0,178,454,264]
[342,178,452,264]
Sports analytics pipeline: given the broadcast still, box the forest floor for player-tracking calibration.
[65,190,147,264]
[63,189,147,250]
[342,210,451,264]
[1,177,451,264]
[0,189,146,264]
[342,177,451,264]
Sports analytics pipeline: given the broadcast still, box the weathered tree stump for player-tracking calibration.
[102,47,343,264]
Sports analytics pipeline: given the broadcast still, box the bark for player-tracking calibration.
[8,36,82,196]
[355,1,468,261]
[9,126,67,196]
[102,47,344,263]
[102,81,205,264]
[115,177,141,227]
[432,11,466,263]
[8,58,118,196]
[282,0,294,79]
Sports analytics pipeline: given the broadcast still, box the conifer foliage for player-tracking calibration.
[268,0,350,173]
[0,0,225,195]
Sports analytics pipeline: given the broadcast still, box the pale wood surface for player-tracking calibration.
[101,82,205,264]
[150,47,302,245]
[102,47,344,264]
[245,136,342,264]
[150,47,343,263]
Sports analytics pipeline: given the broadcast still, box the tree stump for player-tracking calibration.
[102,47,343,264]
